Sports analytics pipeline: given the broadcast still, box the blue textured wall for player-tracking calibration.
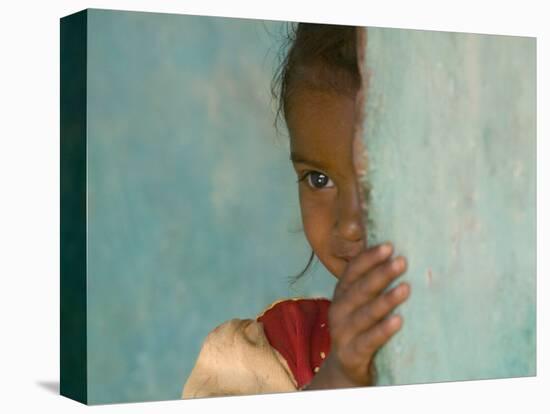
[361,28,536,385]
[86,9,335,404]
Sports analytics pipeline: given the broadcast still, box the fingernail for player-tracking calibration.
[390,314,402,328]
[394,284,407,298]
[393,285,405,299]
[379,243,392,255]
[392,256,404,270]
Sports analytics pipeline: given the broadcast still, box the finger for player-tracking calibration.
[352,314,403,359]
[346,255,408,306]
[335,243,393,298]
[333,255,407,320]
[348,282,410,334]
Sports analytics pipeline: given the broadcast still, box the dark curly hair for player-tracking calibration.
[271,23,362,284]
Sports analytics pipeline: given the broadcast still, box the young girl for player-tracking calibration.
[182,23,410,398]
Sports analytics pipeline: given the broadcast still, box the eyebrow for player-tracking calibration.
[289,151,327,171]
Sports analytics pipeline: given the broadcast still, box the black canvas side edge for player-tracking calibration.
[60,9,88,405]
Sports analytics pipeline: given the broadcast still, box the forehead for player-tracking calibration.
[286,89,357,168]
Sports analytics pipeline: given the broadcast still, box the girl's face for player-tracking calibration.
[287,88,365,279]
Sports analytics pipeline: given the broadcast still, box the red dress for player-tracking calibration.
[182,297,332,398]
[257,298,331,389]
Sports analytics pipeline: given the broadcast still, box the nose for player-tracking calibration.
[335,183,364,242]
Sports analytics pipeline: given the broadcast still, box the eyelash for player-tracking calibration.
[296,173,308,184]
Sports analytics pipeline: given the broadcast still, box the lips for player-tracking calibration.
[339,255,354,262]
[335,248,362,262]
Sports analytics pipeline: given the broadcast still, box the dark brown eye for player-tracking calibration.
[307,171,335,189]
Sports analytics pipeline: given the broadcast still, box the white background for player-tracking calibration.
[0,0,547,412]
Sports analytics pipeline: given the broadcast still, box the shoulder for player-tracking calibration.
[182,318,297,398]
[200,318,271,355]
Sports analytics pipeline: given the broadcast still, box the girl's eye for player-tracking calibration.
[305,171,335,189]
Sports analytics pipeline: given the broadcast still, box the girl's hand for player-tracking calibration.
[305,243,410,390]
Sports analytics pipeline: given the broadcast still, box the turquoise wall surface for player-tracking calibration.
[82,12,535,402]
[361,28,536,385]
[86,9,335,404]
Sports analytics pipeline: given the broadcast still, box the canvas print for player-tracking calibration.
[60,8,536,405]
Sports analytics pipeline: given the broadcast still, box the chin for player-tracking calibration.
[321,257,347,280]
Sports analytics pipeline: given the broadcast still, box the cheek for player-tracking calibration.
[299,190,348,279]
[299,191,333,259]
